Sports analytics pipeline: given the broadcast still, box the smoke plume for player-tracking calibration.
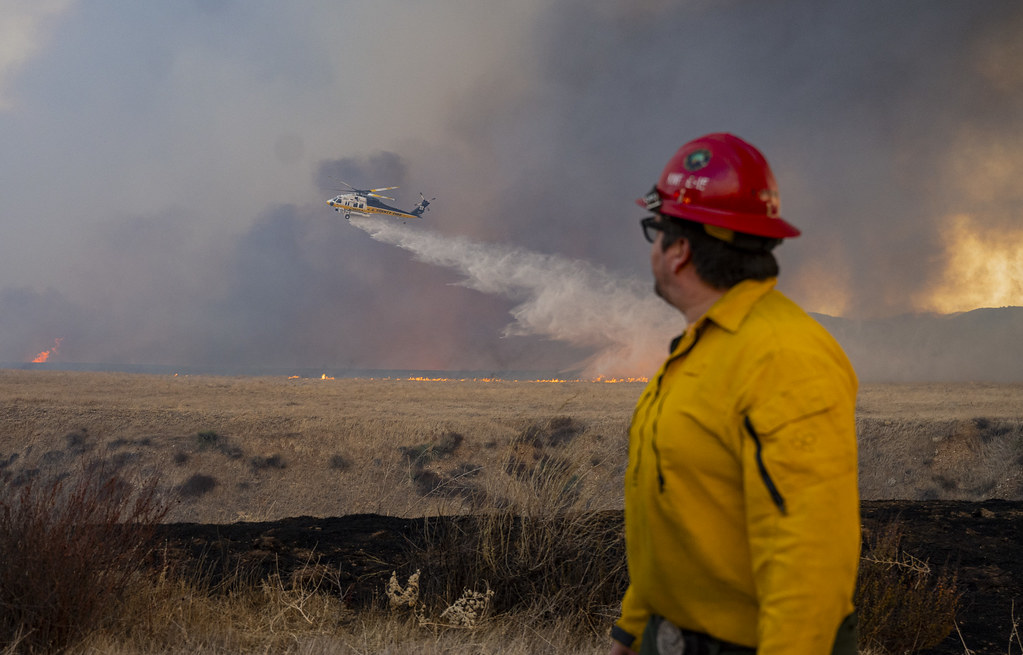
[351,216,680,378]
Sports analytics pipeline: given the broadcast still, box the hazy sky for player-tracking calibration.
[2,1,1022,375]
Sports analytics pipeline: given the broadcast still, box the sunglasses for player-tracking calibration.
[641,216,675,244]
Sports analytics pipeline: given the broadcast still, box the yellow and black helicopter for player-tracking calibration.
[327,183,434,221]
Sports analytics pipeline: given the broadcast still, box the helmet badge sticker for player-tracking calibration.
[683,148,711,172]
[667,172,710,191]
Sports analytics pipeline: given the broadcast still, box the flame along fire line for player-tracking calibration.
[286,374,648,383]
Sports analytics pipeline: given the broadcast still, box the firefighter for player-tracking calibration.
[610,133,860,655]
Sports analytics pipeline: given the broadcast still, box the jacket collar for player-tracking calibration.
[668,278,777,354]
[698,277,777,334]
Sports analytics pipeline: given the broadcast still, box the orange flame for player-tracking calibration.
[284,374,649,383]
[31,338,63,363]
[914,213,1023,313]
[594,375,649,383]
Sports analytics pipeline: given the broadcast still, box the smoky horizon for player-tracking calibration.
[2,2,1022,380]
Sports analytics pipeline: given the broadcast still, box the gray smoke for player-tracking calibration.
[2,1,1022,379]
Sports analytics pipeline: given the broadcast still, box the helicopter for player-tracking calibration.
[327,183,434,221]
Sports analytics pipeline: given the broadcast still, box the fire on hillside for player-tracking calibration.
[30,338,63,363]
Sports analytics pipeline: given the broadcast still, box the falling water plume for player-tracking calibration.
[351,217,680,378]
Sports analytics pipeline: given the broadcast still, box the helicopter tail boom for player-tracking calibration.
[409,193,434,218]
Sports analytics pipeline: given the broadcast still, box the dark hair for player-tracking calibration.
[661,217,779,289]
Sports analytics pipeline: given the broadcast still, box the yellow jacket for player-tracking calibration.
[613,278,859,654]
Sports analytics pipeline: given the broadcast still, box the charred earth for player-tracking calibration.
[157,500,1023,655]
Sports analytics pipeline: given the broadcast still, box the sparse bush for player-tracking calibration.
[399,431,464,466]
[196,430,244,460]
[518,416,585,448]
[0,461,168,653]
[178,473,218,498]
[410,468,445,496]
[435,431,464,457]
[328,454,351,471]
[196,430,221,447]
[450,462,482,478]
[400,443,435,465]
[856,520,959,654]
[65,429,91,452]
[250,454,287,471]
[411,468,484,505]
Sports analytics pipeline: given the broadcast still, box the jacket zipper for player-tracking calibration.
[643,325,704,493]
[743,415,788,515]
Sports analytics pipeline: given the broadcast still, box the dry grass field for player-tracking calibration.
[0,370,640,522]
[856,383,1023,501]
[2,371,1021,523]
[2,370,1022,654]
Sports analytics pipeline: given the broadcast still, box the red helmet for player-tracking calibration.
[637,133,800,239]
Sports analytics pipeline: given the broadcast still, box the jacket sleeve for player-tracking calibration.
[741,354,860,655]
[613,583,649,651]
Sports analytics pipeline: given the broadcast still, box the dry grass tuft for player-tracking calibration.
[0,461,168,653]
[409,510,626,632]
[856,520,959,654]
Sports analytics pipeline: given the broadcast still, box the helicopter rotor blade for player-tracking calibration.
[338,182,399,197]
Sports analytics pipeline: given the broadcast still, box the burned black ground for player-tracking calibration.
[156,500,1022,654]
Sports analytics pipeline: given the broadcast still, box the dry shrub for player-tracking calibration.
[410,509,626,630]
[95,571,602,654]
[328,453,351,471]
[856,520,959,654]
[195,430,243,459]
[250,453,287,471]
[518,416,586,448]
[95,561,350,654]
[177,473,218,498]
[399,431,464,466]
[0,461,168,653]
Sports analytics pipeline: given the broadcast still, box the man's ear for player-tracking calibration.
[667,237,692,274]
